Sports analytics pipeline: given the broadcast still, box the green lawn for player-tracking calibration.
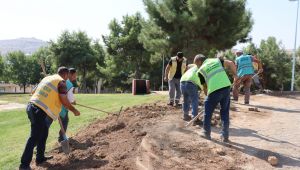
[0,93,166,170]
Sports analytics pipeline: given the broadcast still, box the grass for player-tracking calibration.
[0,94,30,104]
[0,93,166,170]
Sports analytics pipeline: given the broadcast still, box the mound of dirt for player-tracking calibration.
[33,101,244,170]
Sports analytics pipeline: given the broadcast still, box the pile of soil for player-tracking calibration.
[34,101,246,170]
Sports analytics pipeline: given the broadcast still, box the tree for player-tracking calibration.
[142,0,253,58]
[102,13,151,81]
[255,37,291,90]
[6,51,41,93]
[32,47,54,76]
[49,30,105,92]
[0,55,4,79]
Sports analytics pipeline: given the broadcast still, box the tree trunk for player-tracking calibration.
[23,84,26,94]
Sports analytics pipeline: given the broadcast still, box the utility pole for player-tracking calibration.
[290,0,300,91]
[161,55,164,91]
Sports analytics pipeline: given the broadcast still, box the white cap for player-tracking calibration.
[236,49,243,54]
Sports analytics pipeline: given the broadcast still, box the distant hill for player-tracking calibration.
[0,38,47,56]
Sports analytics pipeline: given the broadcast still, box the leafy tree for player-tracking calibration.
[256,37,291,90]
[102,13,151,84]
[142,0,253,58]
[6,51,41,93]
[49,31,105,92]
[32,47,54,76]
[0,55,4,79]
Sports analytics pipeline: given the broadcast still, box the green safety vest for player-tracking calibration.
[198,58,231,95]
[180,65,201,87]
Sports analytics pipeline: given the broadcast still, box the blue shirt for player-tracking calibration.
[59,80,74,118]
[236,55,254,77]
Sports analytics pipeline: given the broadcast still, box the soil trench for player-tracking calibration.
[33,94,300,170]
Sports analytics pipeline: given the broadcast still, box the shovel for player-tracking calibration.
[58,116,70,154]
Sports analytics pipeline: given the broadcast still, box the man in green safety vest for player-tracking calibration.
[197,54,237,142]
[180,55,203,124]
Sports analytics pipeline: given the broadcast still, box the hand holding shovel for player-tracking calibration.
[58,117,70,154]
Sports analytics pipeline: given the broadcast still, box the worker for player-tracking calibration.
[58,68,77,142]
[251,54,264,92]
[19,67,80,170]
[232,50,255,104]
[197,54,237,142]
[164,51,187,106]
[180,55,203,123]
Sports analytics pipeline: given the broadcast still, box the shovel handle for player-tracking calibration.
[58,116,67,138]
[185,110,204,127]
[77,103,123,115]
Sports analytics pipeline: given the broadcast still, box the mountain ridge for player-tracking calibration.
[0,38,47,55]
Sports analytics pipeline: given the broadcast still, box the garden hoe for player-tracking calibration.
[58,116,70,154]
[76,103,123,116]
[185,110,204,127]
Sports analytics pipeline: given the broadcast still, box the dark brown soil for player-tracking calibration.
[33,101,246,170]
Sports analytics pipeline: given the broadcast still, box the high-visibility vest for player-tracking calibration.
[236,55,254,77]
[30,74,64,120]
[168,56,187,80]
[198,58,231,95]
[180,65,201,87]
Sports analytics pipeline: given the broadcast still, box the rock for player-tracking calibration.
[267,156,278,166]
[215,114,221,120]
[249,107,259,112]
[214,148,226,156]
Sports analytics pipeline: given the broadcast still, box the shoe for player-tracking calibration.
[221,136,230,143]
[182,114,191,121]
[167,102,174,106]
[19,166,32,170]
[175,103,182,107]
[200,132,211,140]
[192,118,201,126]
[36,155,53,165]
[244,101,249,105]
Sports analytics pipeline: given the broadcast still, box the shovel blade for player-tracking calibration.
[61,139,70,154]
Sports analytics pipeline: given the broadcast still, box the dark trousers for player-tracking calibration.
[58,112,69,142]
[20,103,52,168]
[203,87,230,139]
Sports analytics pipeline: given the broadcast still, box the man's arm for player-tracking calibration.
[59,94,80,116]
[58,81,80,116]
[257,59,264,74]
[164,64,171,81]
[224,60,238,80]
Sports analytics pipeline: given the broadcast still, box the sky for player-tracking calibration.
[0,0,299,49]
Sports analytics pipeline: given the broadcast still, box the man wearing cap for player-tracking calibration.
[58,68,77,142]
[180,55,203,123]
[164,52,188,106]
[197,54,237,142]
[232,50,255,104]
[19,67,80,170]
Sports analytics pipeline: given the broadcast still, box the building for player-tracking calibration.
[0,82,35,93]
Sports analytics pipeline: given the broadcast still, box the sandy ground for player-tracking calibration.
[31,94,300,170]
[0,100,26,111]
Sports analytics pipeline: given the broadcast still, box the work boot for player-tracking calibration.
[167,101,174,106]
[19,166,32,170]
[175,101,182,107]
[36,155,53,165]
[199,132,211,140]
[182,114,191,121]
[221,136,230,143]
[192,118,202,126]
